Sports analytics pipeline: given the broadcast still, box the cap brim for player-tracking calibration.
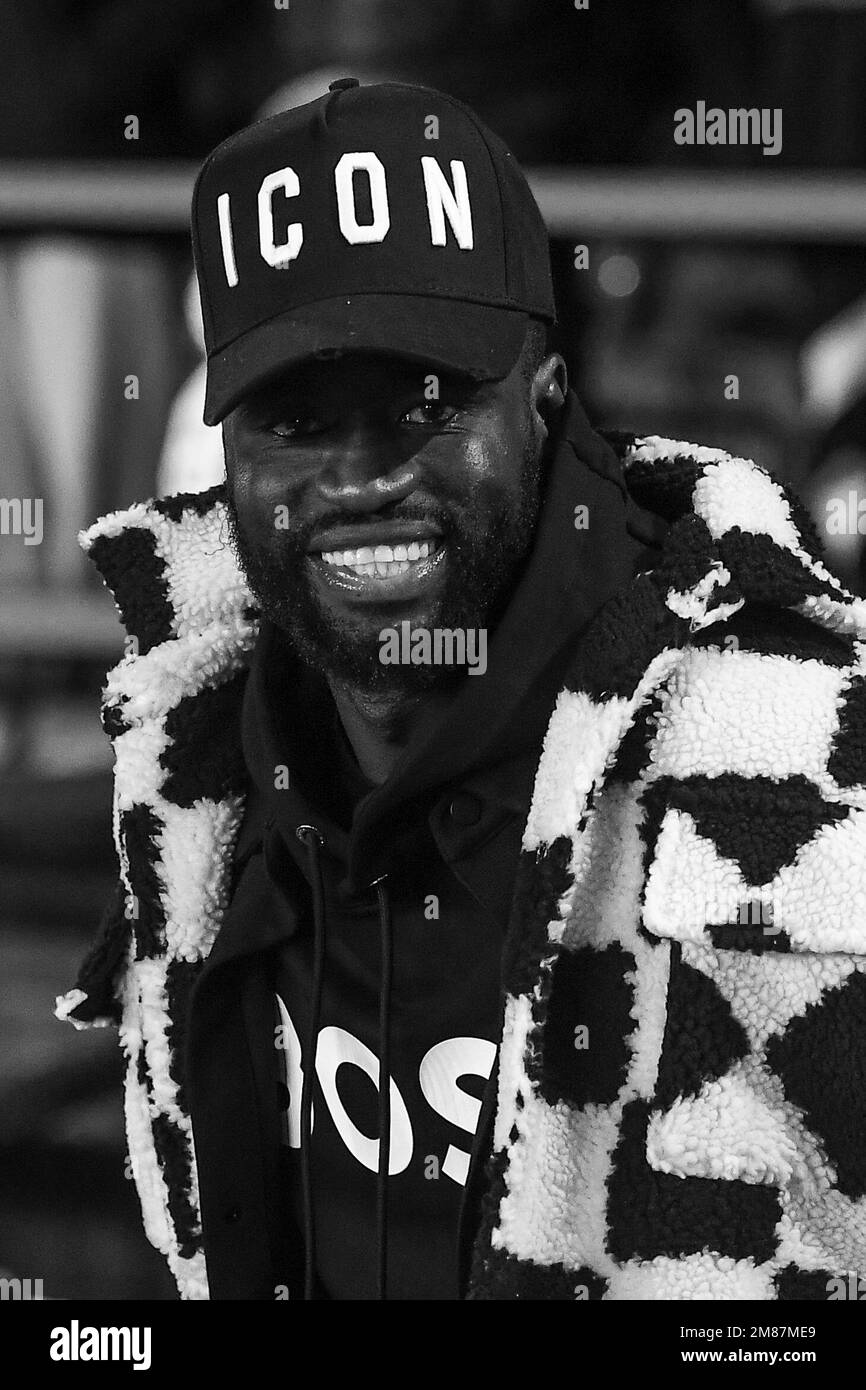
[203,294,529,425]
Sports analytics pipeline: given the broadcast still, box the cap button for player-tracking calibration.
[328,77,360,91]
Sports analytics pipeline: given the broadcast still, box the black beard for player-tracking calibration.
[222,444,543,694]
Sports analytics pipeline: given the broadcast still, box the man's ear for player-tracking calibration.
[531,353,568,437]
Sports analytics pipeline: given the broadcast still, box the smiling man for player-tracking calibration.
[222,336,558,776]
[60,81,866,1304]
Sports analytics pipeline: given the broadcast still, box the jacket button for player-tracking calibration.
[447,792,481,827]
[223,1206,242,1223]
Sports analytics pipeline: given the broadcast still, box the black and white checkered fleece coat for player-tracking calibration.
[58,434,866,1300]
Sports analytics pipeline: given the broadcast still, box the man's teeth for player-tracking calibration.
[319,539,438,576]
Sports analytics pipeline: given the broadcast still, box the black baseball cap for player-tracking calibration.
[191,79,556,425]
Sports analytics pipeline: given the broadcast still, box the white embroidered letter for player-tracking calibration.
[258,167,303,268]
[217,193,239,286]
[421,157,473,249]
[334,152,390,244]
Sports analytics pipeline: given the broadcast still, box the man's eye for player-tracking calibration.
[400,401,461,428]
[268,416,326,439]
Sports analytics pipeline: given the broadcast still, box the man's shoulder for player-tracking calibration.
[600,430,819,537]
[599,430,864,633]
[80,483,231,589]
[79,483,256,658]
[548,430,866,779]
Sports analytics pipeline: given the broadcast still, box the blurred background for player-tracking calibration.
[2,0,866,1300]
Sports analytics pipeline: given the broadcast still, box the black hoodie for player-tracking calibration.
[186,390,664,1300]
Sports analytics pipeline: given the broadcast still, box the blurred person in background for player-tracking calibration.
[56,81,866,1302]
[0,0,282,1301]
[0,0,281,585]
[799,294,866,592]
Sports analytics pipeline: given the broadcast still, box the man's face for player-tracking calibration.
[222,346,547,691]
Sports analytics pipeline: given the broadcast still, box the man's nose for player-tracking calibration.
[313,422,425,510]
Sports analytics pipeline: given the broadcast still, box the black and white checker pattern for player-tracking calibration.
[56,437,866,1300]
[468,437,866,1300]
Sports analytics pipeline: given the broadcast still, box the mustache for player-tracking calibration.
[243,499,461,552]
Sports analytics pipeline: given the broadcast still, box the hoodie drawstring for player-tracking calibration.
[295,827,393,1302]
[296,824,326,1301]
[370,873,392,1302]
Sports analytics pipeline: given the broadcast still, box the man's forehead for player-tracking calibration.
[245,351,482,401]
